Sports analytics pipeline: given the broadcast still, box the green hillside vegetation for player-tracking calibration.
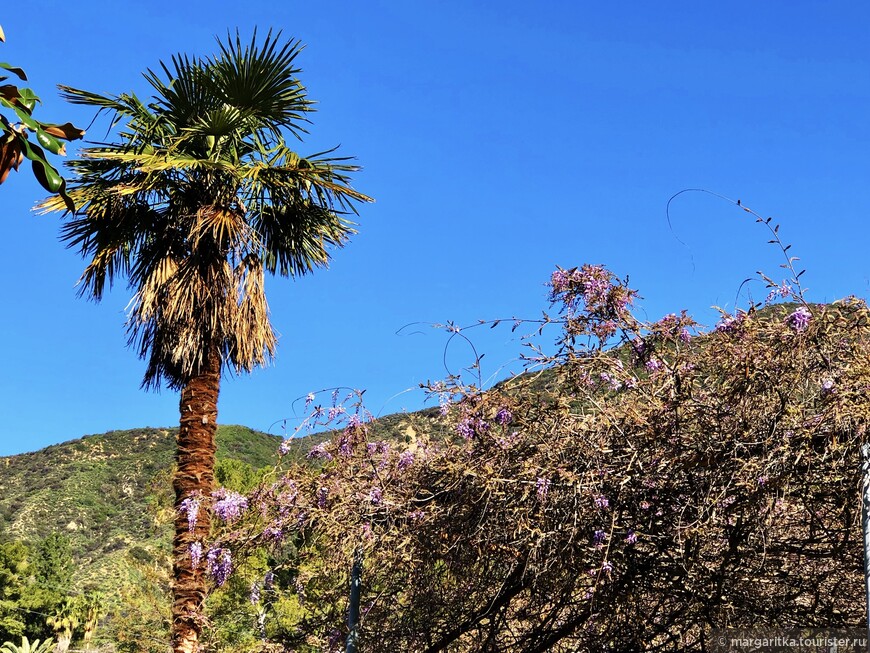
[0,426,282,590]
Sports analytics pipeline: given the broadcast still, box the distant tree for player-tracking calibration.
[45,600,78,653]
[0,24,83,210]
[32,534,72,594]
[76,592,102,652]
[41,30,371,653]
[0,542,29,641]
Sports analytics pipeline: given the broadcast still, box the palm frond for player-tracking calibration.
[43,31,370,389]
[210,29,312,139]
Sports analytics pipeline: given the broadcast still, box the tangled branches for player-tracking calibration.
[201,266,870,652]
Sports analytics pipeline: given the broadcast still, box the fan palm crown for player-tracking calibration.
[46,30,370,388]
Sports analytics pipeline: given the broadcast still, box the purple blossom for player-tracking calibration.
[786,306,812,332]
[536,477,551,502]
[249,582,261,605]
[594,495,610,510]
[679,328,691,343]
[601,561,613,574]
[366,440,390,456]
[279,439,293,456]
[264,571,275,590]
[316,487,329,508]
[593,529,606,545]
[338,435,353,457]
[327,406,345,421]
[368,486,383,505]
[206,547,233,586]
[715,313,744,333]
[212,490,248,522]
[456,417,488,440]
[305,392,315,407]
[263,525,284,541]
[179,496,200,533]
[189,541,203,569]
[599,373,622,391]
[495,407,513,426]
[766,282,793,303]
[645,358,663,373]
[398,450,415,470]
[625,531,638,545]
[821,378,835,395]
[757,476,768,487]
[306,442,334,461]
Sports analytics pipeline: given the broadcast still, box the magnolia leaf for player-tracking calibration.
[0,62,26,81]
[13,86,39,112]
[0,138,23,183]
[21,135,77,215]
[42,122,86,141]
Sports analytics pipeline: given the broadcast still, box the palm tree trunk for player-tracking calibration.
[171,345,221,653]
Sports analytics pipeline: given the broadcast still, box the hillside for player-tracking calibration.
[0,425,285,589]
[0,408,451,591]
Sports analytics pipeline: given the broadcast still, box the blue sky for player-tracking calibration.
[1,1,868,456]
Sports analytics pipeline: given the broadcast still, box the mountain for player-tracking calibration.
[0,425,284,590]
[0,406,448,593]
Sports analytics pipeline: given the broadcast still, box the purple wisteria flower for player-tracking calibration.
[263,525,284,541]
[189,541,203,569]
[368,486,384,505]
[715,313,744,334]
[366,441,390,456]
[679,328,691,343]
[786,306,812,332]
[249,581,261,605]
[264,571,275,590]
[766,282,793,303]
[398,450,415,470]
[206,547,233,586]
[645,358,663,373]
[306,442,334,461]
[625,531,638,545]
[601,561,613,574]
[821,378,835,395]
[279,439,293,456]
[316,487,329,508]
[594,495,609,510]
[593,529,606,545]
[495,407,513,426]
[179,496,200,533]
[327,405,346,421]
[536,477,551,502]
[456,417,489,440]
[212,490,248,522]
[631,337,648,357]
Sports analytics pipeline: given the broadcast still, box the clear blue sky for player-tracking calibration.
[1,1,868,456]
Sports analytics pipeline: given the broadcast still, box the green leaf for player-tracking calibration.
[14,86,39,112]
[20,135,76,213]
[0,62,26,81]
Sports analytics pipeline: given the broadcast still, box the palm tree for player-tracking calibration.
[41,31,371,653]
[45,600,79,653]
